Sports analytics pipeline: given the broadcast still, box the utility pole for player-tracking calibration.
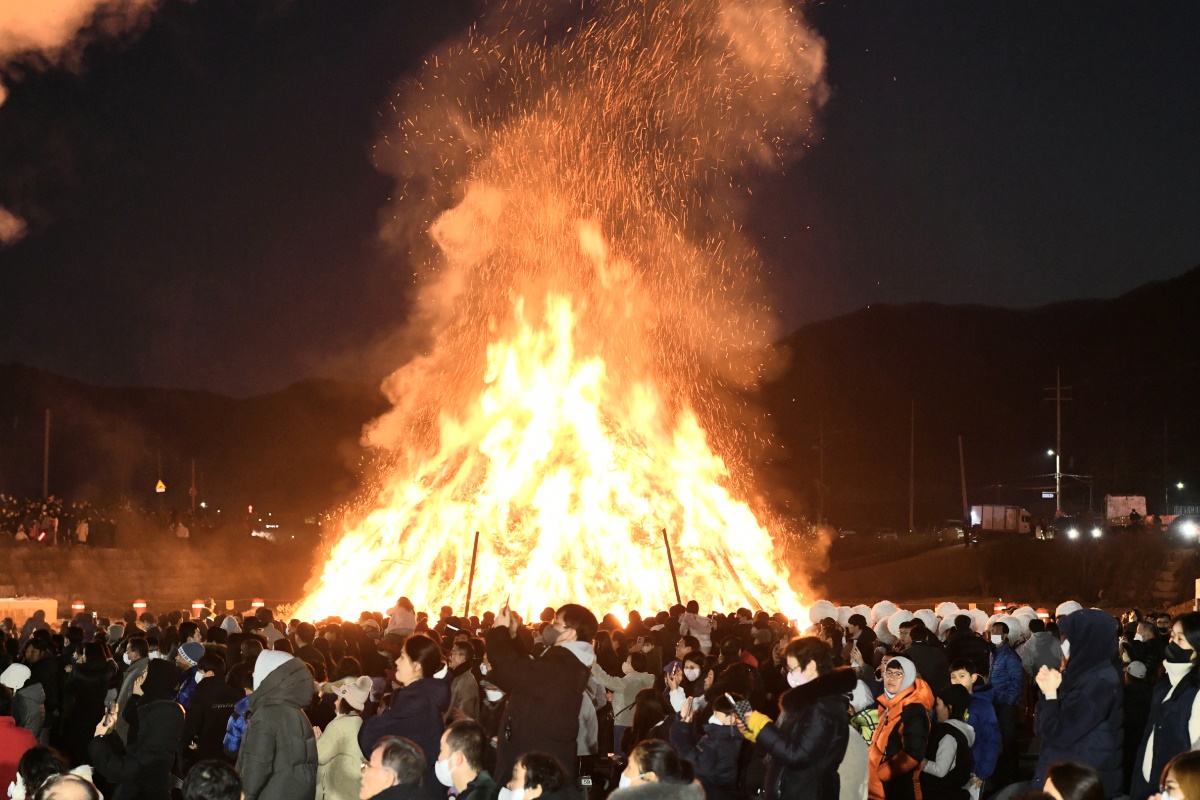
[1044,368,1072,515]
[908,401,915,533]
[1164,418,1170,514]
[42,409,51,498]
[958,435,969,524]
[190,458,197,513]
[817,413,825,525]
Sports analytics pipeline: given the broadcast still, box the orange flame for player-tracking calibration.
[295,0,826,622]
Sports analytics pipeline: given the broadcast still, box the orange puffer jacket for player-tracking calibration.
[867,679,934,800]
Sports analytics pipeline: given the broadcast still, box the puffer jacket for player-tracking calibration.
[12,683,46,743]
[757,667,857,800]
[989,645,1022,707]
[316,713,364,800]
[868,670,934,800]
[237,657,318,800]
[671,719,743,800]
[224,694,251,755]
[357,677,450,772]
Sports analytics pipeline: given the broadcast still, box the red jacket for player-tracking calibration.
[0,716,39,791]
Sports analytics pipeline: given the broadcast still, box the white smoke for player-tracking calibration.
[0,205,26,244]
[0,0,162,106]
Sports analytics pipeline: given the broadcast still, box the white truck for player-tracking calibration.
[970,504,1035,534]
[1105,495,1147,526]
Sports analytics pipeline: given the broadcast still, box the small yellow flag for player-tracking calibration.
[155,480,166,493]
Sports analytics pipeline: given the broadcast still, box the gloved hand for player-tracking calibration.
[738,710,771,742]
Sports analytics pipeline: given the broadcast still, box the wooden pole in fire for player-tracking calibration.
[464,530,480,617]
[662,528,682,606]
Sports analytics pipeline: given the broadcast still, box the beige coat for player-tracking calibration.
[316,713,363,800]
[590,663,654,727]
[450,669,481,721]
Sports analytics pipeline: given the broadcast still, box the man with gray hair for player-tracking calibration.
[360,735,428,800]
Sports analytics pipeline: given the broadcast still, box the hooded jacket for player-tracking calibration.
[238,656,318,800]
[1033,609,1123,797]
[115,656,150,743]
[184,674,242,765]
[757,667,857,800]
[1021,632,1064,677]
[485,627,591,784]
[89,660,186,800]
[12,682,46,743]
[1130,654,1200,800]
[868,658,934,800]
[671,719,743,800]
[919,719,974,800]
[316,712,364,800]
[60,657,117,766]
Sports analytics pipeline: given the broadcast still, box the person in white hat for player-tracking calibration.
[315,676,372,800]
[2,662,44,742]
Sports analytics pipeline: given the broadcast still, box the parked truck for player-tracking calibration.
[1105,495,1147,526]
[970,504,1034,534]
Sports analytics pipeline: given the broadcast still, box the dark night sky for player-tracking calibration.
[1,1,1198,395]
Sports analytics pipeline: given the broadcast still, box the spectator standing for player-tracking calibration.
[1021,620,1064,678]
[315,676,371,800]
[918,686,974,800]
[1,688,39,793]
[1130,613,1200,800]
[184,653,241,769]
[58,642,116,768]
[359,736,428,800]
[988,623,1022,787]
[947,661,1000,793]
[2,663,46,743]
[113,638,149,744]
[591,651,654,757]
[1032,609,1124,797]
[447,642,481,721]
[89,659,186,800]
[867,656,933,800]
[485,603,596,784]
[435,720,501,800]
[237,651,318,800]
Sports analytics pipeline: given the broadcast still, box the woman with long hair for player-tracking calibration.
[1157,750,1200,800]
[1131,613,1200,800]
[58,641,116,767]
[357,633,449,780]
[622,687,672,756]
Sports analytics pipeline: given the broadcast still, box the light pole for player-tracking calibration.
[1048,449,1061,514]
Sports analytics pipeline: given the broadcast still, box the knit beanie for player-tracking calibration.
[253,649,294,690]
[335,675,372,711]
[179,642,205,667]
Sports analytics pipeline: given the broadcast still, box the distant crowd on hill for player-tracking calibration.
[0,494,121,547]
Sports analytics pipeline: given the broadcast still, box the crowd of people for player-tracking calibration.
[0,495,120,547]
[0,596,1196,800]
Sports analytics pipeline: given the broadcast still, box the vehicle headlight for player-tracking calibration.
[1091,527,1102,538]
[1067,528,1079,540]
[1182,521,1199,538]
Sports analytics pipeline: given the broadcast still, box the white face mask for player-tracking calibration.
[683,667,700,681]
[123,653,132,666]
[194,672,204,684]
[618,774,633,789]
[1061,639,1070,658]
[1162,792,1177,800]
[479,663,489,675]
[787,669,811,689]
[499,789,525,800]
[990,635,1003,645]
[435,758,453,787]
[485,688,505,702]
[1134,634,1144,642]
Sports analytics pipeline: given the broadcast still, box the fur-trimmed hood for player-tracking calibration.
[610,781,705,800]
[780,666,857,714]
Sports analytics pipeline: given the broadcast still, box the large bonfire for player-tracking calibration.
[295,0,828,621]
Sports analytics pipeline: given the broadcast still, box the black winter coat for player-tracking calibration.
[485,627,590,785]
[1033,609,1124,798]
[757,667,856,800]
[184,676,241,766]
[944,633,991,679]
[670,720,743,800]
[60,658,116,766]
[357,677,449,777]
[90,699,185,800]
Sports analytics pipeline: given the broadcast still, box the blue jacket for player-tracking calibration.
[175,665,199,710]
[223,694,251,755]
[990,645,1022,707]
[964,686,1001,781]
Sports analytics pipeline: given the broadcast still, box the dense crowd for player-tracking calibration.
[0,596,1197,800]
[0,495,120,547]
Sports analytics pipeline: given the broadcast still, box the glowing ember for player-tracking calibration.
[295,0,827,621]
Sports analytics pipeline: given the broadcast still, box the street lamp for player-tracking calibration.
[1047,450,1061,513]
[1178,483,1186,490]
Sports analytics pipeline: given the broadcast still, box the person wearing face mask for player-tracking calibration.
[183,652,239,769]
[1032,609,1124,798]
[112,637,148,744]
[357,634,449,786]
[58,641,116,768]
[668,692,744,800]
[502,752,569,800]
[434,720,500,800]
[592,651,655,757]
[987,622,1022,789]
[485,602,598,785]
[734,637,857,800]
[1131,613,1200,800]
